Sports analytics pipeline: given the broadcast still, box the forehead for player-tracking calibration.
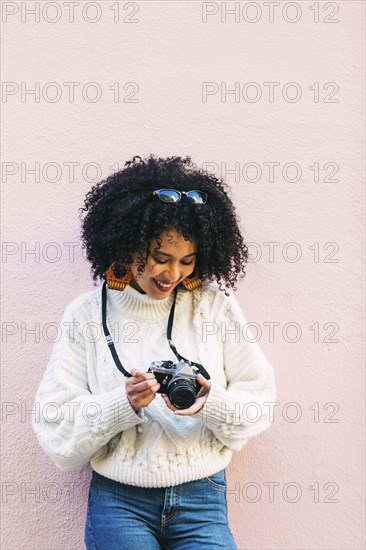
[151,229,196,253]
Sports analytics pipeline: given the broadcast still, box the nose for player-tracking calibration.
[163,263,181,283]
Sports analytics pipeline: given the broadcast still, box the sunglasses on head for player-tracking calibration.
[152,188,208,204]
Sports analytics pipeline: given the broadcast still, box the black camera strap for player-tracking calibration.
[167,287,210,380]
[102,281,132,378]
[101,281,210,380]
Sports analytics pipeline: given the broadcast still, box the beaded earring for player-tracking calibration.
[105,262,132,291]
[180,270,203,291]
[105,262,202,292]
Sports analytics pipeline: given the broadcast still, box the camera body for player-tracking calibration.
[147,359,203,410]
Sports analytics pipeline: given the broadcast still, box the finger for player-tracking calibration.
[161,393,208,414]
[130,370,156,381]
[133,388,159,403]
[131,377,158,390]
[196,374,211,389]
[196,386,209,399]
[138,372,157,380]
[161,396,201,414]
[174,397,207,416]
[130,371,145,383]
[128,386,160,407]
[133,384,160,400]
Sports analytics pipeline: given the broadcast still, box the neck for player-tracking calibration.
[106,282,177,319]
[129,278,146,294]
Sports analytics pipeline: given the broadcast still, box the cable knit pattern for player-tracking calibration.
[32,280,276,488]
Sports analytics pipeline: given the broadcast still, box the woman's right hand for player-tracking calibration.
[125,370,160,411]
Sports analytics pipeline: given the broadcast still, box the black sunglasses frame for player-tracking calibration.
[152,188,208,204]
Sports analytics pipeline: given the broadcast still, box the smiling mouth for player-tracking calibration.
[152,278,177,290]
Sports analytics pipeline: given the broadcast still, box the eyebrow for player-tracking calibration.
[153,250,197,258]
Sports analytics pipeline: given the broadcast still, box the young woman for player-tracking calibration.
[32,155,276,550]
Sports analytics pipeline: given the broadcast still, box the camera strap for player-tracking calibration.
[102,281,210,380]
[167,287,210,380]
[102,281,132,378]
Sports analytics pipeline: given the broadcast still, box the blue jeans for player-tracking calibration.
[85,469,238,549]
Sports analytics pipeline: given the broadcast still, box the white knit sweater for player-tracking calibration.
[32,280,276,488]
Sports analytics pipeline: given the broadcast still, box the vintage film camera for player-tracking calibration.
[148,359,206,410]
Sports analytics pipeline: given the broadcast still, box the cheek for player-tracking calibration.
[183,264,195,276]
[146,262,160,276]
[131,263,148,280]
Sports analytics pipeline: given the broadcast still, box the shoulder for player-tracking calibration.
[61,287,102,321]
[199,279,232,299]
[188,279,237,317]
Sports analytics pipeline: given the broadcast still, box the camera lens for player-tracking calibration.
[168,379,196,409]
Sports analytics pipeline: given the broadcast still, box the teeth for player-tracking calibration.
[154,279,172,288]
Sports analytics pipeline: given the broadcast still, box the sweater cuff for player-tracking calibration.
[99,387,146,436]
[194,380,259,431]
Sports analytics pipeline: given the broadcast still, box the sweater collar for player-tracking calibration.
[106,282,178,319]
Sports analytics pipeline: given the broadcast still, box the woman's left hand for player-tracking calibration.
[161,374,211,416]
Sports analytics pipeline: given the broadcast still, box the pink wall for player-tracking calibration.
[1,2,364,549]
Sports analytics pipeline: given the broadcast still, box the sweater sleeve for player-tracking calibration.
[32,298,145,471]
[194,289,276,452]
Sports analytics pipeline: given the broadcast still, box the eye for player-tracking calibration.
[153,256,194,266]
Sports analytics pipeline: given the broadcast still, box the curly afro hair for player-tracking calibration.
[78,155,249,291]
